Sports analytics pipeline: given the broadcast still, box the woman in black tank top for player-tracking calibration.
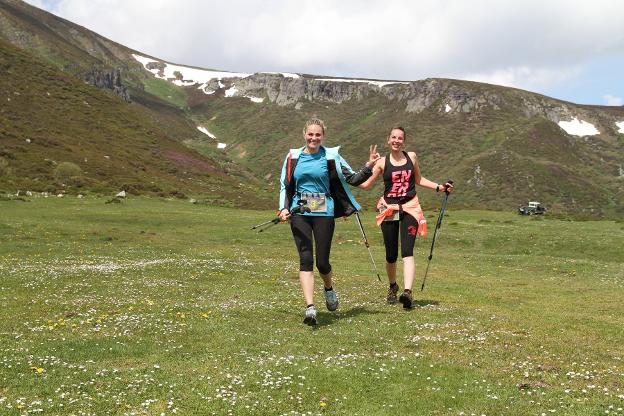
[359,126,454,309]
[382,150,417,205]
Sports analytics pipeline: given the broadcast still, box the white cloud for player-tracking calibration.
[23,0,46,7]
[460,66,583,94]
[603,95,623,106]
[24,0,624,102]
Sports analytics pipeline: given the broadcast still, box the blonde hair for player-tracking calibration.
[303,117,326,136]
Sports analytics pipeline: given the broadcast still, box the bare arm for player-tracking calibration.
[342,144,381,186]
[359,157,384,190]
[410,152,454,192]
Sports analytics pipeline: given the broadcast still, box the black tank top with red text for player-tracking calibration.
[383,151,417,204]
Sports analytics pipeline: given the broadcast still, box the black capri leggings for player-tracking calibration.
[290,215,335,274]
[380,212,418,263]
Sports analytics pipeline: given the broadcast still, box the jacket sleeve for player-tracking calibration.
[278,153,290,211]
[339,155,373,186]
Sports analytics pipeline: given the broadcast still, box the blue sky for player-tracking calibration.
[25,0,624,106]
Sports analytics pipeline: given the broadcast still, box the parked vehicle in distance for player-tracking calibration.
[518,201,546,215]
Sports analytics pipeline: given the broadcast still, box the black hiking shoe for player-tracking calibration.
[387,283,399,304]
[399,290,413,309]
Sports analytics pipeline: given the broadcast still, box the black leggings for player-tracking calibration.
[290,215,335,274]
[380,212,418,263]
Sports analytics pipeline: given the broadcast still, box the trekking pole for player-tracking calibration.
[251,201,310,232]
[421,181,453,291]
[354,211,382,282]
[251,217,280,232]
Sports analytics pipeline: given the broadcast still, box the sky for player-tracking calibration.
[25,0,624,106]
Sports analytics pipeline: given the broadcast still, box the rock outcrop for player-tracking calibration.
[223,73,622,130]
[227,73,547,114]
[84,68,130,102]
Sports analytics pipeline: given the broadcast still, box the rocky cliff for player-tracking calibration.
[209,73,623,133]
[84,68,131,102]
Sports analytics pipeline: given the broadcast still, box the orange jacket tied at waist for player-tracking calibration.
[375,195,427,237]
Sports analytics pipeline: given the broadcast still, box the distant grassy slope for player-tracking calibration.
[0,0,188,109]
[186,89,624,217]
[0,39,271,206]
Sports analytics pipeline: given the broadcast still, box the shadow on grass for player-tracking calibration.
[390,299,440,311]
[314,306,383,328]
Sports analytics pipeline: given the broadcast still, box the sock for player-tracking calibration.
[306,304,315,308]
[390,282,398,288]
[404,289,412,294]
[324,286,333,292]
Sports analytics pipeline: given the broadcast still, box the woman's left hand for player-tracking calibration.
[367,145,381,167]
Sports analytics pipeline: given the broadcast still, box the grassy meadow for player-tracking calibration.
[0,196,623,415]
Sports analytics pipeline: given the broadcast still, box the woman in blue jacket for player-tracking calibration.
[278,117,380,325]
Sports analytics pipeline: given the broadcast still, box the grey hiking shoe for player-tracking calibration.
[303,305,317,325]
[387,283,399,304]
[324,288,339,311]
[399,290,413,309]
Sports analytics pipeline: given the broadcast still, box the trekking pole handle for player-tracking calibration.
[443,179,454,194]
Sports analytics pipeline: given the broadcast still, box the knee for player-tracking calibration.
[386,254,398,264]
[316,260,332,275]
[299,252,314,272]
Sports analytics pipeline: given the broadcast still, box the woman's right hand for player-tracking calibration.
[367,144,381,167]
[278,208,290,221]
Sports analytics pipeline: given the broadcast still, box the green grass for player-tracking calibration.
[141,77,189,109]
[1,197,623,415]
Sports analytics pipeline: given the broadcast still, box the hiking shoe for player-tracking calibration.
[387,283,399,304]
[399,290,413,309]
[324,288,339,311]
[303,305,317,325]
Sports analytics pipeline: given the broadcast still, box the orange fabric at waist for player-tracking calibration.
[375,195,427,237]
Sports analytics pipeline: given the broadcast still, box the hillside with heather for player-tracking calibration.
[0,38,266,206]
[1,0,623,216]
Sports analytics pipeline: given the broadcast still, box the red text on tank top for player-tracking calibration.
[387,170,411,197]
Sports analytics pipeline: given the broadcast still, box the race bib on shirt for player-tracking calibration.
[300,192,327,213]
[379,207,400,222]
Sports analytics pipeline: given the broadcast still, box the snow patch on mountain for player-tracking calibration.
[558,117,600,136]
[134,54,409,94]
[197,126,216,139]
[616,121,624,133]
[224,86,239,97]
[263,72,300,79]
[223,85,264,103]
[133,54,250,86]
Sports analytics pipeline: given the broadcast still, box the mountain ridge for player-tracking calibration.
[1,0,623,216]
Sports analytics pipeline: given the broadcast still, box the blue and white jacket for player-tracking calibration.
[279,146,372,218]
